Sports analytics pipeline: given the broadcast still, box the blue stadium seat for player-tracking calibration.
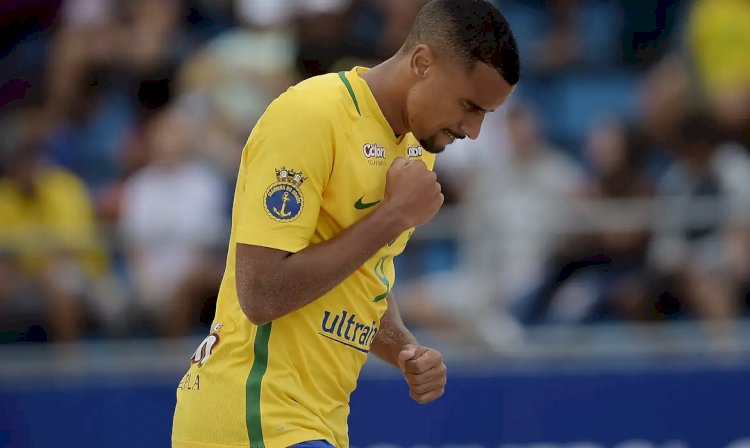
[575,1,621,67]
[542,73,639,149]
[496,2,546,69]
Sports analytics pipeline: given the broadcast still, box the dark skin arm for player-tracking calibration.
[235,204,403,325]
[235,159,443,325]
[369,293,418,366]
[371,294,447,404]
[236,158,447,404]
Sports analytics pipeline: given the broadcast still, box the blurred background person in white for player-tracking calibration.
[397,102,582,349]
[120,105,227,338]
[520,119,654,325]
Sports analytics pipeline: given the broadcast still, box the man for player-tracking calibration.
[0,139,108,342]
[172,1,519,447]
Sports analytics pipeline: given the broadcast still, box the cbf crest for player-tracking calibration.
[264,167,305,222]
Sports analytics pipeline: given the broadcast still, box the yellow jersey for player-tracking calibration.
[172,67,435,448]
[0,167,105,277]
[688,0,750,96]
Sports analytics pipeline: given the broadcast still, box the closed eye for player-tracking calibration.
[463,100,490,113]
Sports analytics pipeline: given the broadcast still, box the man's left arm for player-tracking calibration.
[370,294,447,404]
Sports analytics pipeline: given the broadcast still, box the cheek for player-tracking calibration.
[407,88,451,133]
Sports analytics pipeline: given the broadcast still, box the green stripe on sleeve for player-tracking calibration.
[338,71,361,116]
[246,323,272,448]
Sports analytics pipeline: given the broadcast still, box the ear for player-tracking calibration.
[410,44,434,78]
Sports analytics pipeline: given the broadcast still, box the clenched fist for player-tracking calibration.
[397,344,447,404]
[382,157,444,230]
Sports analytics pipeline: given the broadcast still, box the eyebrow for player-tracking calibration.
[467,100,494,113]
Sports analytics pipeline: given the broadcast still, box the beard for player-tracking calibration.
[418,136,447,154]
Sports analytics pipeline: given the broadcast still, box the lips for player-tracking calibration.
[443,129,456,142]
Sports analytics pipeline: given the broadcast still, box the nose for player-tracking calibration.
[459,113,485,141]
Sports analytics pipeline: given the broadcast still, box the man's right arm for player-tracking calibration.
[236,158,442,325]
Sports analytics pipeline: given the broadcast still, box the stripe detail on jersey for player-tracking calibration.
[246,322,272,448]
[338,71,361,116]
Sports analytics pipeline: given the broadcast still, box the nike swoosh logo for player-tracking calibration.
[354,195,381,210]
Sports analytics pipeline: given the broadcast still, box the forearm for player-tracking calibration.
[237,204,405,324]
[370,294,418,367]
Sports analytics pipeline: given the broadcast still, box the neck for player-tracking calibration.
[360,56,409,136]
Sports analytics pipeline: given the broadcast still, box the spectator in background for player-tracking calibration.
[100,0,196,142]
[120,106,227,338]
[638,55,693,149]
[517,119,652,325]
[294,0,354,77]
[176,0,300,178]
[43,0,135,201]
[292,0,425,76]
[619,0,684,67]
[372,0,427,59]
[398,103,582,349]
[118,0,192,112]
[44,71,135,206]
[648,113,750,337]
[531,0,583,72]
[44,0,192,207]
[686,0,750,145]
[0,137,114,342]
[44,0,119,121]
[469,104,582,316]
[582,120,653,320]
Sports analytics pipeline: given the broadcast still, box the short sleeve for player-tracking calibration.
[233,90,336,253]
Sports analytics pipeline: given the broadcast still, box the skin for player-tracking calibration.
[236,43,514,404]
[362,44,515,153]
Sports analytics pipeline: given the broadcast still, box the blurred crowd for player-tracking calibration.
[0,0,749,346]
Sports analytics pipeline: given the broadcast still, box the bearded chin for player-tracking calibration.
[419,137,446,154]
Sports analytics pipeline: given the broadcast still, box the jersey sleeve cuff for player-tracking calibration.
[234,227,311,254]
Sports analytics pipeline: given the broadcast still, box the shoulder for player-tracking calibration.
[43,167,88,193]
[260,73,355,133]
[34,167,93,209]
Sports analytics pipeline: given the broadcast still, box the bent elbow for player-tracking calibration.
[245,311,271,326]
[236,262,273,325]
[235,243,292,325]
[237,289,272,325]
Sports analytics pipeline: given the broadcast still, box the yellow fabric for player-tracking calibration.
[173,67,435,448]
[0,167,105,276]
[687,0,750,96]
